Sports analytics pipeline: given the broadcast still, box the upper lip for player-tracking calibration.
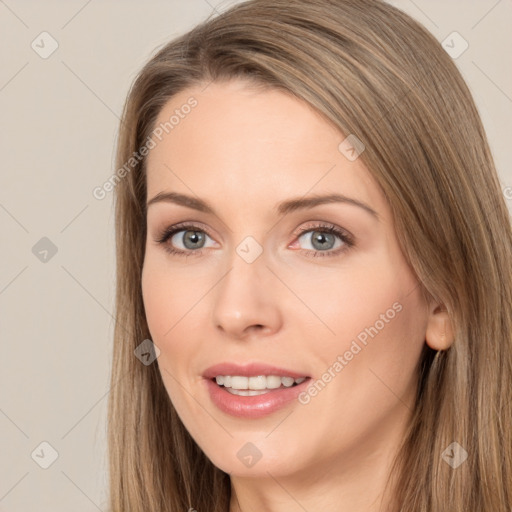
[203,362,310,380]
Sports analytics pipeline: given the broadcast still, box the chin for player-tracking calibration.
[202,437,305,478]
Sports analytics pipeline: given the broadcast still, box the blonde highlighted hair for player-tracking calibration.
[108,0,512,510]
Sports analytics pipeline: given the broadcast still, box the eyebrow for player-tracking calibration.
[146,191,379,219]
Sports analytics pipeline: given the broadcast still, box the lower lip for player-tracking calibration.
[204,378,310,419]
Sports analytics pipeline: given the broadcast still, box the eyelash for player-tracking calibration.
[155,222,355,258]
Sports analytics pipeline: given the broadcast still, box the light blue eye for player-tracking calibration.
[171,230,214,250]
[297,230,343,251]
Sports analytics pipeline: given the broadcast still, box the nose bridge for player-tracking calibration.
[212,245,282,336]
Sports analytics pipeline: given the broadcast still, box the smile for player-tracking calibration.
[215,375,307,395]
[204,375,311,418]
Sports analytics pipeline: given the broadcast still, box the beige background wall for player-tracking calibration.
[1,1,510,510]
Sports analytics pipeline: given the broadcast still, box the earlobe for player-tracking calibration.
[425,304,454,351]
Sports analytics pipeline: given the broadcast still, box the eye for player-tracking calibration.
[292,223,354,257]
[155,224,217,256]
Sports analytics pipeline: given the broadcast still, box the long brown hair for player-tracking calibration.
[107,1,512,510]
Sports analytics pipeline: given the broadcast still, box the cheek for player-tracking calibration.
[141,251,217,395]
[141,252,207,340]
[291,250,427,401]
[289,279,427,464]
[281,254,416,350]
[141,257,199,407]
[317,282,426,422]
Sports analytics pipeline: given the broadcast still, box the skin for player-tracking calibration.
[141,79,453,512]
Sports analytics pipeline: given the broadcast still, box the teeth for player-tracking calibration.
[226,388,270,396]
[281,376,295,387]
[215,375,307,390]
[248,375,266,390]
[266,375,283,389]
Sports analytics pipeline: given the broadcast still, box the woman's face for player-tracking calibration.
[142,79,429,479]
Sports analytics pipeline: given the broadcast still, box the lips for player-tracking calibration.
[202,362,310,380]
[202,362,311,418]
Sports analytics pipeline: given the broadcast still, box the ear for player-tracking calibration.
[425,302,454,351]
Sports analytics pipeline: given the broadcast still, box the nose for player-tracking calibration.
[212,254,283,339]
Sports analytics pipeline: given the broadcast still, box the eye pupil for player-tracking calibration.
[183,230,205,249]
[311,231,335,250]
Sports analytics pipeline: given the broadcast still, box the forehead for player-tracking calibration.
[145,80,385,217]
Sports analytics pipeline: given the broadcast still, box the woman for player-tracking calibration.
[107,0,512,510]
